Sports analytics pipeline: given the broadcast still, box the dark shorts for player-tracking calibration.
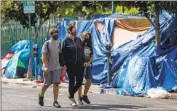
[84,66,92,79]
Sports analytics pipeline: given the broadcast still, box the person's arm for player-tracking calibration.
[42,42,48,65]
[61,39,66,67]
[42,54,48,66]
[42,42,48,72]
[88,55,93,65]
[80,39,86,63]
[88,42,93,65]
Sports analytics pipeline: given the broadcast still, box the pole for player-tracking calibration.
[107,55,110,85]
[27,13,33,80]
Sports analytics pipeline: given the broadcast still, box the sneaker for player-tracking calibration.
[71,103,77,108]
[78,98,83,105]
[53,101,61,108]
[38,94,44,106]
[82,95,90,104]
[68,96,77,107]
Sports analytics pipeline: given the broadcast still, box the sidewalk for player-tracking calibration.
[1,77,101,94]
[2,77,177,100]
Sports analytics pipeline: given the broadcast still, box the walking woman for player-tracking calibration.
[61,24,86,107]
[78,32,93,105]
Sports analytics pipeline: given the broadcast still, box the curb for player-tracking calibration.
[2,78,67,88]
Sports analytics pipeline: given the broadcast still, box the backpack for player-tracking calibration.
[45,41,65,66]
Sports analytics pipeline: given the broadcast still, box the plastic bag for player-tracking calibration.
[147,87,171,99]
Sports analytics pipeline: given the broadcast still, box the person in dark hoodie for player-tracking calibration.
[61,24,87,107]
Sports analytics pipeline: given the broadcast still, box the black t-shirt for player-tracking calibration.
[83,38,93,61]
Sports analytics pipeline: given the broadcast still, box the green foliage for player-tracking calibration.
[2,1,63,28]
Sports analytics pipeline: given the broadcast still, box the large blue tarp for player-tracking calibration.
[56,12,177,96]
[111,14,177,95]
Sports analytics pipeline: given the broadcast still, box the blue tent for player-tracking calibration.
[4,40,42,78]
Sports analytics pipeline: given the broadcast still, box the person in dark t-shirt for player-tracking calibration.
[78,32,93,105]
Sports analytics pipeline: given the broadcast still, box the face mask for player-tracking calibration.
[71,31,76,36]
[52,33,58,40]
[84,38,90,46]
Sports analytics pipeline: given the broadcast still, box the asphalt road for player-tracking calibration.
[2,83,177,111]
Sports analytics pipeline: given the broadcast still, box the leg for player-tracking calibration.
[78,85,82,100]
[72,66,84,95]
[52,70,61,102]
[78,85,84,105]
[38,71,52,106]
[84,66,92,96]
[82,66,92,104]
[53,83,61,108]
[66,65,76,98]
[40,85,49,97]
[52,70,61,108]
[84,79,92,96]
[40,71,52,96]
[53,83,59,102]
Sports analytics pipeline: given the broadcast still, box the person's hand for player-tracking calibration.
[64,65,67,69]
[43,65,49,76]
[84,62,88,67]
[87,62,91,67]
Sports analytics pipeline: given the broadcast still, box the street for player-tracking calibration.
[1,83,177,111]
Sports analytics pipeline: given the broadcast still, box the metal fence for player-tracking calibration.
[1,17,80,57]
[1,14,141,57]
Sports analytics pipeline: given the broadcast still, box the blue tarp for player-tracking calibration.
[56,12,177,96]
[4,40,42,78]
[111,14,177,95]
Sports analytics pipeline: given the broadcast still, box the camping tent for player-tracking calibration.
[2,40,42,79]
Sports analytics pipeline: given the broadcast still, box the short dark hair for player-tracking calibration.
[67,24,75,34]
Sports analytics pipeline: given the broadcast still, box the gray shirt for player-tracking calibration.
[42,40,61,71]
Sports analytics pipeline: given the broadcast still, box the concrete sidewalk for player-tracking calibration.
[2,77,177,100]
[1,77,101,94]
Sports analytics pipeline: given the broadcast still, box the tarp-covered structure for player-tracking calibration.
[56,12,177,96]
[2,40,42,78]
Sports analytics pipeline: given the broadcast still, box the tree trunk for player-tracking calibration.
[154,2,160,46]
[34,25,40,44]
[47,19,51,34]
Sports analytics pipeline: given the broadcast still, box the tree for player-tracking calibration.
[52,1,113,19]
[1,1,64,43]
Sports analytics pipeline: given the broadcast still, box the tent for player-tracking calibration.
[2,40,42,79]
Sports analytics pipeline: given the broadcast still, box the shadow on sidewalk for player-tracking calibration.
[78,104,147,110]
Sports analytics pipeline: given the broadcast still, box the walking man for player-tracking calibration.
[38,28,62,108]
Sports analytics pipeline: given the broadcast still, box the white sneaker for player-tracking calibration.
[71,103,77,108]
[68,96,77,107]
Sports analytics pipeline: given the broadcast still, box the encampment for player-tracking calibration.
[2,12,177,96]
